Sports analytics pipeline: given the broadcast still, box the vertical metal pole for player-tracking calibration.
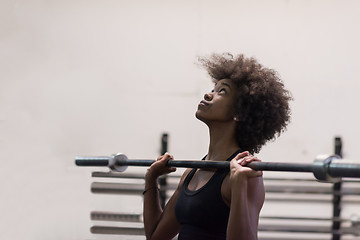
[159,133,168,209]
[332,137,342,240]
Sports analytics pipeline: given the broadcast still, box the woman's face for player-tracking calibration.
[195,78,238,124]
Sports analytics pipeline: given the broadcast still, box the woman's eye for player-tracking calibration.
[219,88,226,93]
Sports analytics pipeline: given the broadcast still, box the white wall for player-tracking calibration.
[1,0,360,239]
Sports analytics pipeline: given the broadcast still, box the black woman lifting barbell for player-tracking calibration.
[77,53,309,240]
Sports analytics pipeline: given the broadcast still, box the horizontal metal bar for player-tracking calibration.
[89,211,360,228]
[114,159,315,173]
[90,226,144,235]
[258,224,332,234]
[89,181,360,197]
[260,216,342,222]
[75,154,360,181]
[75,156,109,166]
[91,171,178,179]
[90,171,360,183]
[91,182,144,195]
[89,225,359,236]
[91,211,142,222]
[76,157,315,172]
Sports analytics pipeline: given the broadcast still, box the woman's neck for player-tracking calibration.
[206,122,240,161]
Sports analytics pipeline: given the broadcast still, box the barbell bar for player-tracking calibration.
[75,153,360,181]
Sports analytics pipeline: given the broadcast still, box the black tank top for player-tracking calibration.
[174,150,242,240]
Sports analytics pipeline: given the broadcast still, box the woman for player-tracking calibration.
[143,53,292,240]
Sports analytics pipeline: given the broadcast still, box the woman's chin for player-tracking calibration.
[195,111,203,121]
[195,113,209,125]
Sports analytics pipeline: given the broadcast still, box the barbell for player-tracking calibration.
[75,153,360,181]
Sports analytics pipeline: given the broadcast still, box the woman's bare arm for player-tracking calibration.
[143,153,191,240]
[226,152,265,240]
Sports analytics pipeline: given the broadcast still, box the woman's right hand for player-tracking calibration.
[145,152,177,180]
[229,151,263,183]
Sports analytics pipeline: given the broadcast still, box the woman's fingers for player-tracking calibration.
[151,153,177,175]
[231,153,262,178]
[233,151,250,161]
[238,156,260,166]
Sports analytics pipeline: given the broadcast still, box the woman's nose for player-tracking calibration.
[204,92,213,101]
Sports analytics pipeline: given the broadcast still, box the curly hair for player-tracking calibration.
[199,53,292,153]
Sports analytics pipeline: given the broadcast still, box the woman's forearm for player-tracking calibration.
[227,177,258,240]
[143,175,163,239]
[142,153,180,240]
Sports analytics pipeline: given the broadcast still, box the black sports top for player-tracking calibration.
[174,150,242,240]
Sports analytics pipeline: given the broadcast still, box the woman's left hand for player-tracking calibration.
[230,151,263,181]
